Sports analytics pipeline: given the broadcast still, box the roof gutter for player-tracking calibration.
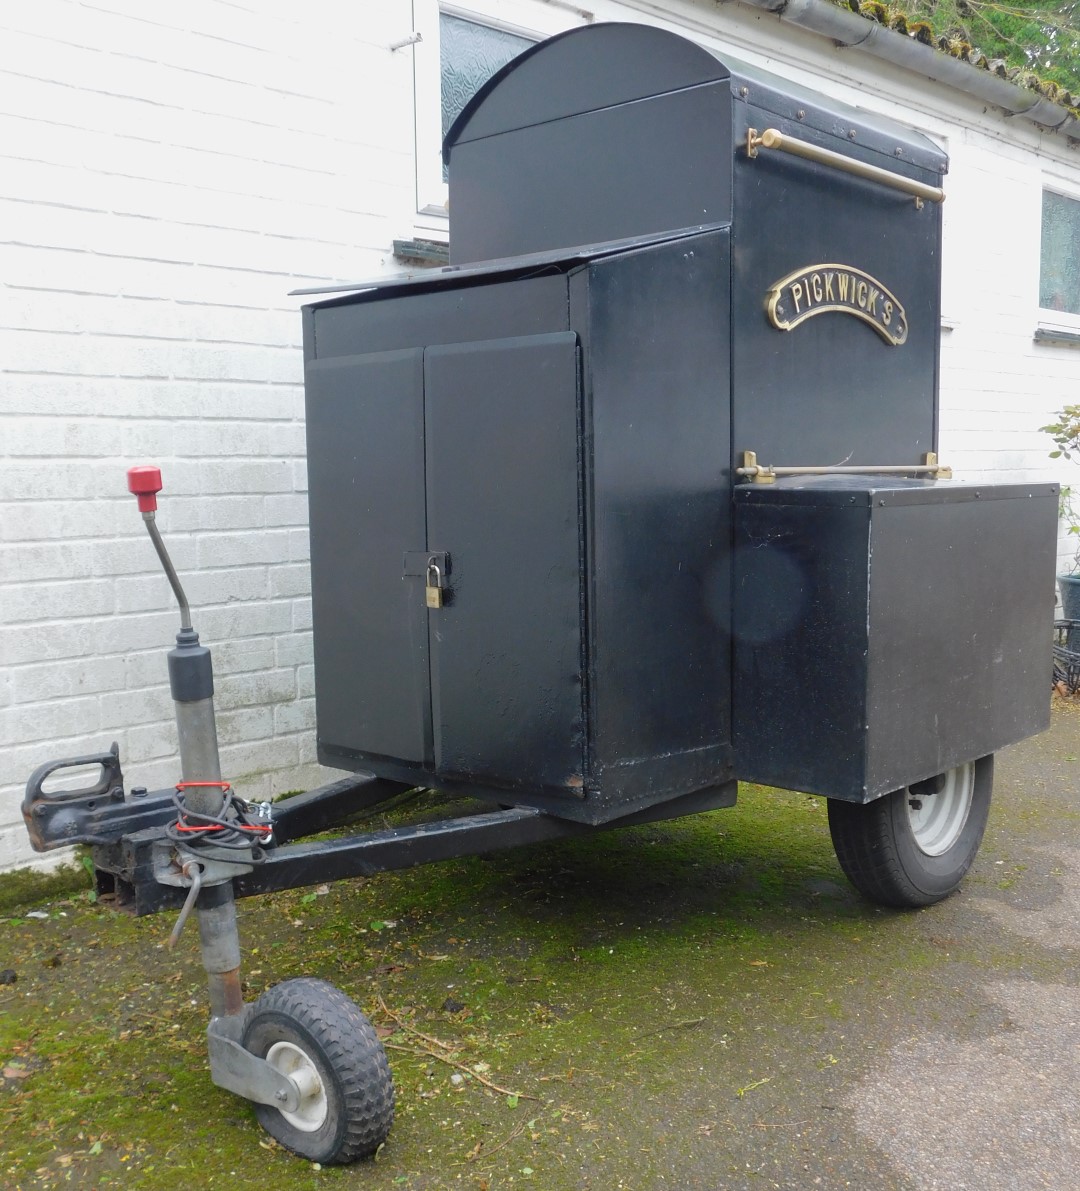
[732,0,1080,144]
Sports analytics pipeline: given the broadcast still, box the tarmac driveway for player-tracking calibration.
[846,700,1080,1191]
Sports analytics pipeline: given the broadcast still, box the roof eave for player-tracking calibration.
[734,0,1080,144]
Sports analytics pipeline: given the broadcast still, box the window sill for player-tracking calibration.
[393,238,450,267]
[1034,326,1080,347]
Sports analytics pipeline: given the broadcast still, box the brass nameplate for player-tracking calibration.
[765,264,908,346]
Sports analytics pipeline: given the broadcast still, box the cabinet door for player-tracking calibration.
[305,349,433,764]
[424,333,584,791]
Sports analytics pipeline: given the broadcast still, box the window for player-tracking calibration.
[440,13,532,175]
[412,1,587,222]
[1040,189,1080,319]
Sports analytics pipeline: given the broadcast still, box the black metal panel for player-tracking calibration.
[446,23,728,150]
[293,231,713,302]
[733,479,1058,800]
[424,333,584,791]
[731,102,942,469]
[305,349,432,764]
[733,496,872,797]
[446,21,941,173]
[301,304,315,366]
[865,490,1056,790]
[726,62,946,172]
[581,230,733,803]
[311,276,569,360]
[448,83,732,264]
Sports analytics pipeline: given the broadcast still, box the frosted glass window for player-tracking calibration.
[440,13,532,144]
[1040,190,1080,316]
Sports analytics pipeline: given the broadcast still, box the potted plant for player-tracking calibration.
[1041,403,1080,620]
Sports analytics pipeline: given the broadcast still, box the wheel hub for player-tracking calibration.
[265,1040,328,1132]
[905,762,975,856]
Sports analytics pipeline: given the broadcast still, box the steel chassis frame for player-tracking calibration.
[23,754,737,918]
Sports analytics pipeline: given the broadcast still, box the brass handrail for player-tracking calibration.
[736,451,952,484]
[746,128,945,208]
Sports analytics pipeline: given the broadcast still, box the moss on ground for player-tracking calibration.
[3,711,1079,1190]
[0,862,88,917]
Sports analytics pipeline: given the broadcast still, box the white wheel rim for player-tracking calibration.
[265,1040,328,1132]
[906,762,975,856]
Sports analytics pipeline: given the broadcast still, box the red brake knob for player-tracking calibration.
[127,465,163,513]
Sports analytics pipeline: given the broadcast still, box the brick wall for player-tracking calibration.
[2,0,1079,871]
[0,0,420,870]
[936,130,1080,587]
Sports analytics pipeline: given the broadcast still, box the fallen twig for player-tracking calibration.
[377,994,457,1053]
[637,1016,706,1037]
[384,1042,539,1100]
[376,993,540,1100]
[538,1066,597,1082]
[457,1116,529,1166]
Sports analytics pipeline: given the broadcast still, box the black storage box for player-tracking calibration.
[733,477,1056,801]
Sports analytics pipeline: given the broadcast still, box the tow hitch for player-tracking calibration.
[22,467,397,1162]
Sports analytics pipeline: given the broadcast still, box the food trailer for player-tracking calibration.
[21,22,1056,1165]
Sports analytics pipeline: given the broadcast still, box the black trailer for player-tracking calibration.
[22,22,1057,1166]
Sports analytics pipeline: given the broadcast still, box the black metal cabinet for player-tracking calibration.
[306,329,583,790]
[305,231,734,823]
[306,282,583,793]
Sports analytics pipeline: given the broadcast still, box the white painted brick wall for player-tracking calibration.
[2,0,1079,872]
[0,0,419,871]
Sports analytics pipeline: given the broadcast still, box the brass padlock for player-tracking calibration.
[425,560,444,609]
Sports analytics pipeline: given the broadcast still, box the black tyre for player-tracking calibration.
[242,977,394,1164]
[827,756,993,908]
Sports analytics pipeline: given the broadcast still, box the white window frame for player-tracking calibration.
[411,0,589,228]
[928,131,959,332]
[1038,172,1080,338]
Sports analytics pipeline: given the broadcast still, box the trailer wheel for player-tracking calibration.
[242,977,394,1164]
[827,756,993,908]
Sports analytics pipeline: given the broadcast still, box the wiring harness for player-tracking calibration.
[165,781,273,857]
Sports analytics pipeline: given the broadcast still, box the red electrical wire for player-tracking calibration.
[171,781,272,837]
[171,822,272,834]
